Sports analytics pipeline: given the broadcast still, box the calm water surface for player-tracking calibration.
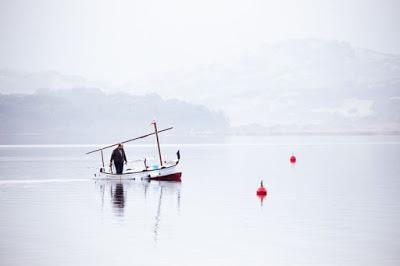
[0,136,399,266]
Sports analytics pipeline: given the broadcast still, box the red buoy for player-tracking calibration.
[290,155,296,164]
[256,180,267,196]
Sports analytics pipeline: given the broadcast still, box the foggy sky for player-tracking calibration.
[1,0,400,87]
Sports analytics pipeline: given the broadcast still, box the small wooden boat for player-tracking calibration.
[87,121,182,182]
[95,153,181,181]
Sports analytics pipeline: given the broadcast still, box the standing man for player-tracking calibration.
[110,144,127,174]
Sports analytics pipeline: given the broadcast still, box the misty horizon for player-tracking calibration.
[1,38,399,141]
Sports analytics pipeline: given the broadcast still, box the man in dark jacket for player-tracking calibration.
[110,144,127,174]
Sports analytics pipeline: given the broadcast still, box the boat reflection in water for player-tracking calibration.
[94,180,181,240]
[111,183,125,215]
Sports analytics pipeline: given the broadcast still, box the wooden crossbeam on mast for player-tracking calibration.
[86,126,173,155]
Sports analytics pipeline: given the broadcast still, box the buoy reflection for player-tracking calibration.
[256,180,268,206]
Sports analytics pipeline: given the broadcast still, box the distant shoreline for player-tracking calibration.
[227,131,400,136]
[0,132,399,146]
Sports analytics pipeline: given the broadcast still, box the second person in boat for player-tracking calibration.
[110,144,128,174]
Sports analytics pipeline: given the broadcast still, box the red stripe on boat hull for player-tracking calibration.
[149,172,182,182]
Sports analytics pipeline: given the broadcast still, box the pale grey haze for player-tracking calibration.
[1,0,400,82]
[0,0,400,141]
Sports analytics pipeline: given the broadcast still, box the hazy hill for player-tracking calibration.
[0,88,229,144]
[132,39,400,132]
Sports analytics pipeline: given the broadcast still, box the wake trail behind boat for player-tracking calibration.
[0,179,90,185]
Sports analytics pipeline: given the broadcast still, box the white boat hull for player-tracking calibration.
[94,161,182,182]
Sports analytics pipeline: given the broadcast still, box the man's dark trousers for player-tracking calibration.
[114,161,124,174]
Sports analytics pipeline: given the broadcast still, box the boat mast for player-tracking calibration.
[100,150,105,167]
[152,121,163,167]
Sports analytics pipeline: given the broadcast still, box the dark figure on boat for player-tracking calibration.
[110,144,127,174]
